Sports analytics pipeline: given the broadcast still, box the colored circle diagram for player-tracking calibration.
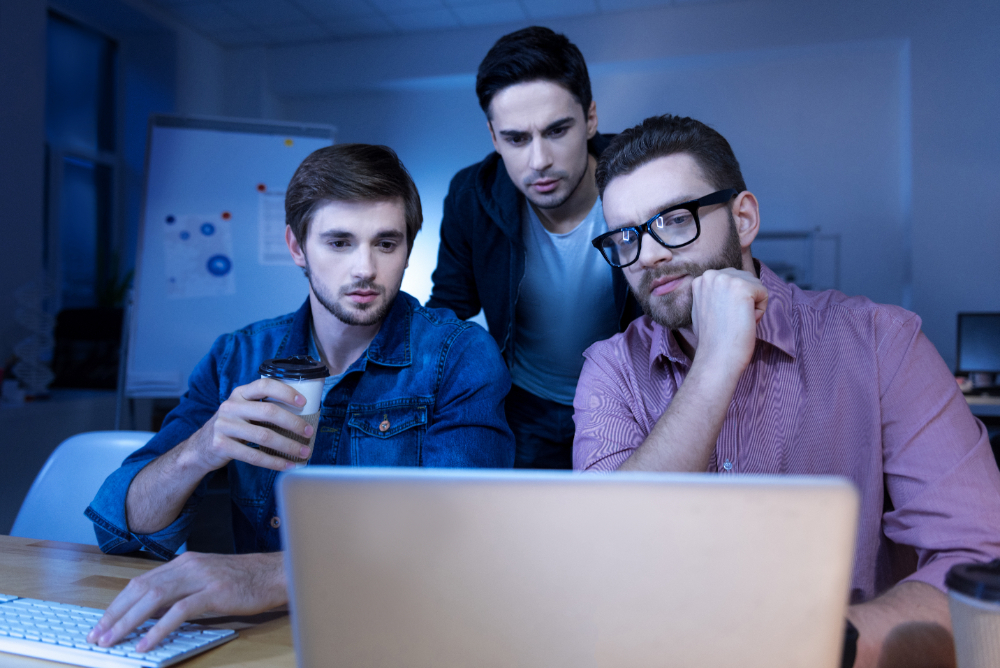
[201,222,215,236]
[207,254,232,277]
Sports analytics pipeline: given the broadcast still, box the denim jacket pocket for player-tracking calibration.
[347,400,429,466]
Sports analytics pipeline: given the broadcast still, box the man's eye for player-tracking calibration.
[658,211,693,228]
[548,126,568,138]
[508,135,528,146]
[377,241,398,251]
[330,240,350,248]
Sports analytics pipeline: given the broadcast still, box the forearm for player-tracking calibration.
[846,581,954,668]
[125,425,216,535]
[619,358,741,472]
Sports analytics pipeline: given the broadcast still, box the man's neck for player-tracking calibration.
[308,292,382,376]
[530,154,599,235]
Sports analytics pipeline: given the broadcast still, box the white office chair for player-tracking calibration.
[11,430,155,545]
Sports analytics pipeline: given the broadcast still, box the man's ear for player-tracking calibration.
[585,100,598,139]
[286,225,307,269]
[732,191,760,249]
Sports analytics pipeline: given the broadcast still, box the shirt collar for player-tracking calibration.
[650,259,798,367]
[284,292,415,369]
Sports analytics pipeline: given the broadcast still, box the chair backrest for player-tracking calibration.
[11,430,154,544]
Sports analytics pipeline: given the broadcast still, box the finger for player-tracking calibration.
[97,587,173,647]
[233,378,305,407]
[230,398,312,438]
[220,436,300,472]
[216,419,311,466]
[135,596,205,652]
[87,580,147,643]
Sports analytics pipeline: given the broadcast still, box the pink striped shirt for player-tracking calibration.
[573,262,1000,601]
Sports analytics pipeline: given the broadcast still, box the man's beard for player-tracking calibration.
[305,264,399,327]
[635,216,744,330]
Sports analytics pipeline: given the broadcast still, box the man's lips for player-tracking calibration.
[530,178,560,193]
[649,274,688,296]
[346,289,380,304]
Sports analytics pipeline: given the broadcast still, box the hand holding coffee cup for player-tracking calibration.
[251,356,329,467]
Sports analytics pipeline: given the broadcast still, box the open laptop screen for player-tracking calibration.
[278,468,858,668]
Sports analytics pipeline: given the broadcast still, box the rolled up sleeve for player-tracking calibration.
[85,335,231,559]
[878,311,1000,591]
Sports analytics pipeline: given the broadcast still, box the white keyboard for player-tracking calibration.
[0,594,237,667]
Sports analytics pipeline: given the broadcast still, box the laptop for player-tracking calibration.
[278,468,858,668]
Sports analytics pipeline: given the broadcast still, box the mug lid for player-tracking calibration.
[946,559,1000,602]
[259,355,328,380]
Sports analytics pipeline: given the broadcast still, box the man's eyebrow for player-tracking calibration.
[497,116,576,139]
[318,229,355,241]
[639,194,697,223]
[373,229,405,240]
[543,116,575,133]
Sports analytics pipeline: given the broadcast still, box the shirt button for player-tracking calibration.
[379,420,390,433]
[723,460,733,471]
[270,516,281,529]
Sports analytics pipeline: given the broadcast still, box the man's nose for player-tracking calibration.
[352,248,377,280]
[636,231,672,269]
[528,138,553,172]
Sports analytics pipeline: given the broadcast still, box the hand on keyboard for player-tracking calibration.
[0,594,236,668]
[87,551,286,652]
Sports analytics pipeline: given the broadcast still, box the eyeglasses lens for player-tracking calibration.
[600,208,698,267]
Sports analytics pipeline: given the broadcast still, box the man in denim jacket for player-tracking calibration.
[85,144,515,652]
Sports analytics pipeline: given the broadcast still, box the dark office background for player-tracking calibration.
[1,0,999,535]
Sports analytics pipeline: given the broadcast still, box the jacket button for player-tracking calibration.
[270,516,281,529]
[379,420,390,432]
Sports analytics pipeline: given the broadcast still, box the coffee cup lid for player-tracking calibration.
[946,559,1000,602]
[259,355,328,380]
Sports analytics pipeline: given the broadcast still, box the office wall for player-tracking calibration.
[221,0,1000,370]
[0,0,47,368]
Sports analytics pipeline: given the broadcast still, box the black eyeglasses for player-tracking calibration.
[592,189,740,268]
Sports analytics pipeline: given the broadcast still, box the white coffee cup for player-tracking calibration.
[255,356,328,467]
[946,559,1000,668]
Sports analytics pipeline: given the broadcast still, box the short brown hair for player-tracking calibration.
[596,115,746,198]
[285,143,422,252]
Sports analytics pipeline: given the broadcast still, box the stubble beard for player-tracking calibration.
[636,217,745,330]
[522,153,590,211]
[305,263,399,327]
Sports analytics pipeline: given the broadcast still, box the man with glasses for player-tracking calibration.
[427,26,639,469]
[574,114,1000,667]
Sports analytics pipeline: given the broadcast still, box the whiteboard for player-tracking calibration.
[125,115,335,397]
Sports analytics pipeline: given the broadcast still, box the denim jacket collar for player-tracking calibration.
[282,294,414,369]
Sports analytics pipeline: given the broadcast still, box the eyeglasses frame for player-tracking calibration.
[592,188,741,268]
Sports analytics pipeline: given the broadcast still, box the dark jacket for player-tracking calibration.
[427,133,641,366]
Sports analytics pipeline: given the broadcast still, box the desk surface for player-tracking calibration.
[0,535,295,667]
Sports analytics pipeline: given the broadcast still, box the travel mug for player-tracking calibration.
[946,559,1000,668]
[254,355,328,467]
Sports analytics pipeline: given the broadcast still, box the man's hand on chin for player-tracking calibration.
[688,266,768,371]
[86,551,287,653]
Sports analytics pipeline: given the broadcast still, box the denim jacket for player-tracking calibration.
[86,292,515,559]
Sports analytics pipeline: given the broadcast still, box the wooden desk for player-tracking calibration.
[0,536,295,667]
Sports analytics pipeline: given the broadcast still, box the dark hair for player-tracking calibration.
[596,115,747,198]
[285,143,422,252]
[476,26,592,117]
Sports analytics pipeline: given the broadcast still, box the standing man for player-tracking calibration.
[575,114,1000,667]
[86,144,514,652]
[428,26,639,469]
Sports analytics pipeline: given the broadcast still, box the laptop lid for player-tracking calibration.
[278,468,858,668]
